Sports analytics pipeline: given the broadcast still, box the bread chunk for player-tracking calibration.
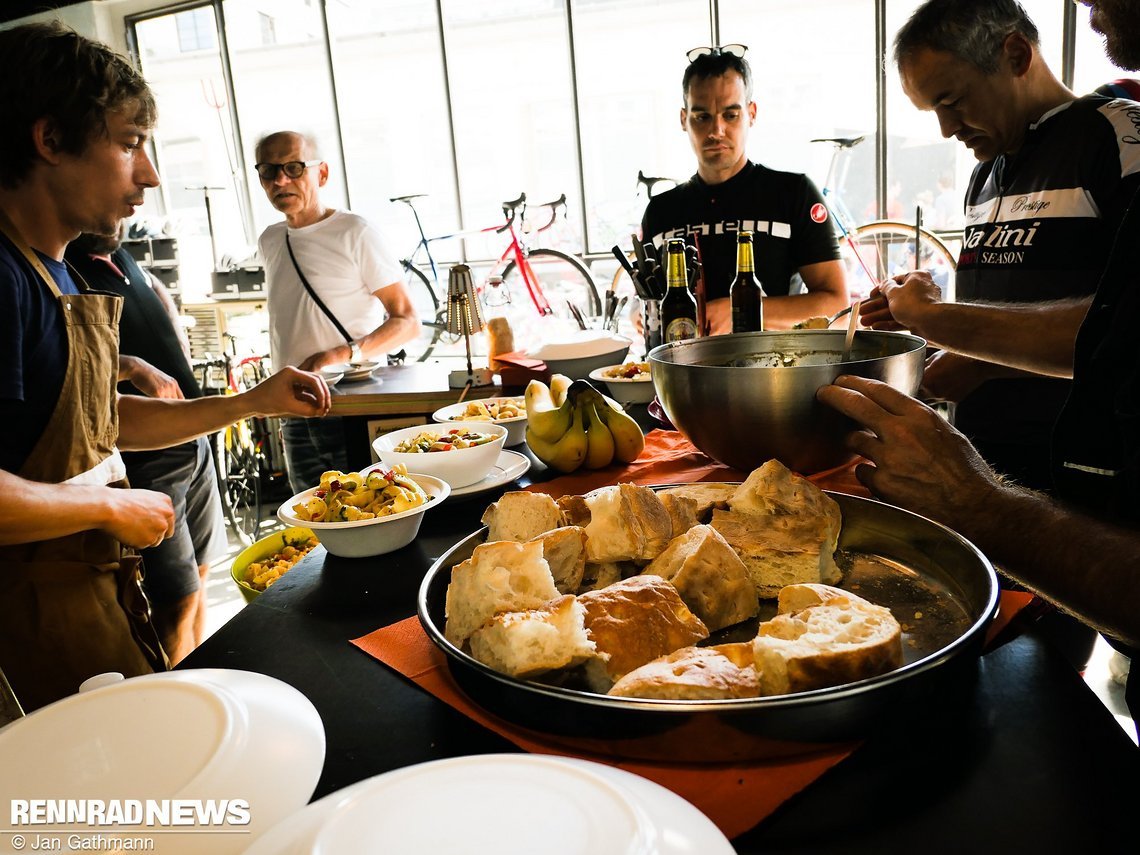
[468,595,597,679]
[481,491,563,542]
[752,583,902,696]
[556,494,591,528]
[642,524,758,631]
[658,482,736,521]
[444,540,559,647]
[578,561,627,593]
[710,508,842,599]
[729,460,842,546]
[658,492,700,538]
[578,484,673,564]
[529,526,587,594]
[578,576,709,692]
[608,642,759,700]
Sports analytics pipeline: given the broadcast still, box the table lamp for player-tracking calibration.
[446,264,494,389]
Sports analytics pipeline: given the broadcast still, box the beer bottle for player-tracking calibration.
[730,231,764,333]
[661,238,698,342]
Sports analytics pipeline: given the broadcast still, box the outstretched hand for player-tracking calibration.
[816,375,1001,528]
[244,366,332,419]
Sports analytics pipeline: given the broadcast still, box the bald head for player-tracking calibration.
[255,130,321,164]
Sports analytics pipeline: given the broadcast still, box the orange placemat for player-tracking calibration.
[523,428,870,499]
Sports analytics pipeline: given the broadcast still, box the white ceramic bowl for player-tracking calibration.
[588,362,655,405]
[277,472,450,558]
[432,397,527,447]
[530,331,632,380]
[322,361,381,383]
[371,422,508,488]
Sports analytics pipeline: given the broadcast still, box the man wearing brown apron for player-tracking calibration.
[0,23,331,713]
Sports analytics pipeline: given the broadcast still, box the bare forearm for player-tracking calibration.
[116,394,247,450]
[945,485,1140,649]
[903,300,1087,377]
[357,313,420,359]
[762,292,849,330]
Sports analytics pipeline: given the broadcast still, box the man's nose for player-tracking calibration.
[935,107,961,139]
[708,116,726,137]
[138,148,160,189]
[272,168,292,186]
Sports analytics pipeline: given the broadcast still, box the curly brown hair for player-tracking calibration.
[0,21,156,188]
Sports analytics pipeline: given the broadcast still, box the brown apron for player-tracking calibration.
[0,212,167,713]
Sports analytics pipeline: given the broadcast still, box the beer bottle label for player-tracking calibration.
[665,317,697,341]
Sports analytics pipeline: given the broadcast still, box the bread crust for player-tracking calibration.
[608,642,760,700]
[577,484,673,564]
[658,482,736,522]
[481,491,564,542]
[642,524,758,631]
[468,595,597,679]
[578,576,709,691]
[530,526,587,594]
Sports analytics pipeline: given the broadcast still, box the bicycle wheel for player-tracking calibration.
[214,425,261,547]
[501,248,601,327]
[397,264,444,362]
[842,221,958,300]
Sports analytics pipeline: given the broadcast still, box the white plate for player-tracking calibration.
[0,669,325,854]
[245,754,731,855]
[322,372,344,387]
[322,362,380,383]
[446,449,531,499]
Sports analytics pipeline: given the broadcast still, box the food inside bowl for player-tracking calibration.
[394,428,498,453]
[601,362,651,380]
[722,350,845,368]
[290,464,431,522]
[448,397,525,421]
[245,534,319,592]
[443,461,929,699]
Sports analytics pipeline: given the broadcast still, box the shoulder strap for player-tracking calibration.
[0,208,65,298]
[285,231,353,345]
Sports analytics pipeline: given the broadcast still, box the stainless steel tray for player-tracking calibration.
[417,491,999,761]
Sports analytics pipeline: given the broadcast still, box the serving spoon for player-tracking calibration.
[841,299,862,361]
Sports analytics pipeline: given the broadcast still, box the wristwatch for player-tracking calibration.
[350,341,364,363]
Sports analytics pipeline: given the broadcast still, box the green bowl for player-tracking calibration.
[230,526,316,603]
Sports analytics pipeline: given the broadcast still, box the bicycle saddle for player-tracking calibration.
[810,135,866,148]
[390,194,427,203]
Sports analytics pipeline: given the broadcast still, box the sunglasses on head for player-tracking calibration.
[686,44,748,63]
[254,159,322,181]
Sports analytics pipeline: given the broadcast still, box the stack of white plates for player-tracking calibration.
[245,754,732,854]
[0,670,325,855]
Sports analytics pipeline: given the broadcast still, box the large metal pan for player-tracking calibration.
[417,491,999,762]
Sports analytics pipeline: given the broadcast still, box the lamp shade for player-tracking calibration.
[446,264,485,337]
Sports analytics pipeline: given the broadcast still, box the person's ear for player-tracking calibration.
[680,106,688,131]
[748,100,757,126]
[1003,32,1033,78]
[32,117,63,163]
[317,161,329,187]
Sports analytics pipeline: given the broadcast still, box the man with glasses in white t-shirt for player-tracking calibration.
[255,130,419,492]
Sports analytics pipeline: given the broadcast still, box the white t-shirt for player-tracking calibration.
[259,209,405,369]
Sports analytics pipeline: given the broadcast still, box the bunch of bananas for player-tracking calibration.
[524,374,646,473]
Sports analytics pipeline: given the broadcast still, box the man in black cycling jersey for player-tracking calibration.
[639,46,848,333]
[819,0,1140,728]
[889,0,1140,493]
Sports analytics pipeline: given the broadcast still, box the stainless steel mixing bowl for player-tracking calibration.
[649,330,926,473]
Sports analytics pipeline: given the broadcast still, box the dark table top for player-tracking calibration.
[183,446,1139,852]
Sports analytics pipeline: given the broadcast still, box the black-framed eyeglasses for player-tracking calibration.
[253,160,322,181]
[686,44,748,63]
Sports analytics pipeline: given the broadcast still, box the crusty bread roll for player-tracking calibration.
[529,526,587,594]
[658,492,700,538]
[752,583,902,696]
[608,642,759,700]
[657,482,737,521]
[576,484,674,564]
[481,491,563,542]
[711,508,842,599]
[468,595,597,679]
[444,540,559,647]
[729,460,842,546]
[556,494,591,528]
[642,524,758,631]
[578,576,709,692]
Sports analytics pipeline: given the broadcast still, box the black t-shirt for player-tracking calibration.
[953,95,1140,487]
[65,245,201,464]
[640,160,841,301]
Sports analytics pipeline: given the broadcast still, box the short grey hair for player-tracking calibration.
[253,130,322,163]
[894,0,1039,74]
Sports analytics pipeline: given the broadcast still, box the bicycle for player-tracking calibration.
[193,334,286,546]
[813,135,958,301]
[392,192,600,359]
